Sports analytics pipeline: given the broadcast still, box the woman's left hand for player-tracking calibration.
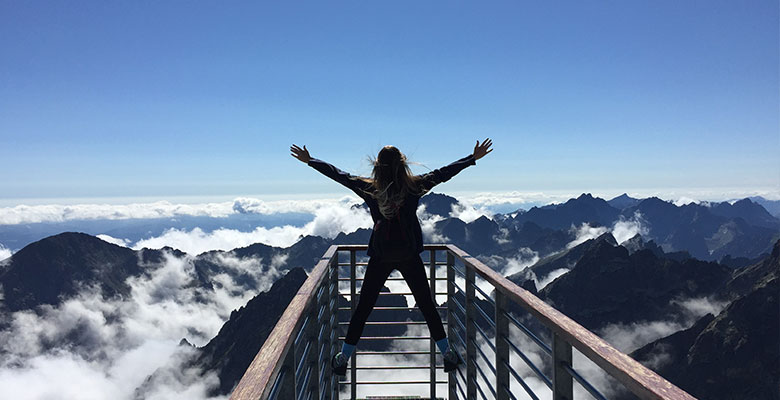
[473,138,493,161]
[291,144,312,163]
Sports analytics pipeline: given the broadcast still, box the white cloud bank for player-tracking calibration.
[566,211,648,249]
[0,196,360,225]
[96,199,373,255]
[0,243,12,261]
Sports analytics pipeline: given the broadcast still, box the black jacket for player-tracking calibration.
[308,154,476,258]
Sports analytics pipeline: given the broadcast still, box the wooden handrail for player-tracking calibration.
[444,244,695,400]
[230,245,338,400]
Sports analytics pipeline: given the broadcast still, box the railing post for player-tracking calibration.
[465,262,477,400]
[325,255,337,400]
[446,251,457,400]
[304,299,320,397]
[429,249,437,400]
[552,333,573,400]
[277,346,296,399]
[349,250,357,400]
[495,291,510,400]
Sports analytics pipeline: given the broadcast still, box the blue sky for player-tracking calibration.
[1,1,778,203]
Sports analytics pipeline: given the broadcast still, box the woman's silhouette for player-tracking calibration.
[290,139,493,376]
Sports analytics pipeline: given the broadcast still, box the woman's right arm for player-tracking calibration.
[418,138,493,192]
[291,144,372,197]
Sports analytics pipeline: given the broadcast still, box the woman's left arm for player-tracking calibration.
[418,138,493,192]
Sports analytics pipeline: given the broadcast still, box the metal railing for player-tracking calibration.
[230,244,696,400]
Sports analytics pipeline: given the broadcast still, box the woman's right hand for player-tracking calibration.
[291,144,311,163]
[473,138,493,160]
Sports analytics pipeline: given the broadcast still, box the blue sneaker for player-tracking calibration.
[443,348,462,373]
[331,352,348,376]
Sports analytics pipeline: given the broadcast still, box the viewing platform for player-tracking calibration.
[229,244,696,400]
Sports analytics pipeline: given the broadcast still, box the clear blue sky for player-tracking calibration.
[1,1,778,202]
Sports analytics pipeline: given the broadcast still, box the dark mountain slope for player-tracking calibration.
[631,242,779,400]
[709,198,780,229]
[607,193,642,210]
[624,197,779,260]
[539,239,732,330]
[420,192,460,218]
[513,193,620,230]
[0,232,148,311]
[507,232,617,286]
[193,267,308,396]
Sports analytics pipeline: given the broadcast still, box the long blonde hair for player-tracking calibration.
[363,146,425,219]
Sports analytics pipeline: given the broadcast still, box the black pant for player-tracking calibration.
[345,255,446,345]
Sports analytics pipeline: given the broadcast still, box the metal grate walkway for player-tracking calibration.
[230,244,696,400]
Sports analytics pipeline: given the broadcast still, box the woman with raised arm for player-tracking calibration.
[290,139,493,376]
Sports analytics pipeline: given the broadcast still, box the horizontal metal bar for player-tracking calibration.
[356,350,432,355]
[473,283,497,305]
[451,312,468,339]
[337,321,447,326]
[474,371,491,400]
[338,291,448,296]
[296,364,312,400]
[455,373,467,399]
[337,306,446,311]
[294,315,310,347]
[472,357,498,399]
[267,366,287,400]
[564,363,608,400]
[504,335,552,389]
[474,300,497,329]
[504,359,541,400]
[474,337,497,376]
[450,294,467,317]
[353,365,445,370]
[294,341,311,380]
[337,336,432,340]
[452,325,467,350]
[337,380,448,385]
[451,264,466,278]
[475,323,497,353]
[503,382,520,400]
[338,277,449,282]
[336,261,450,267]
[504,310,552,355]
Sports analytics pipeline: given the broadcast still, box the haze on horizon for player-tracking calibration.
[1,2,778,203]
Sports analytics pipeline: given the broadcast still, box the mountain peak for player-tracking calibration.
[608,193,641,210]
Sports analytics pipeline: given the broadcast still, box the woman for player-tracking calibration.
[290,139,493,376]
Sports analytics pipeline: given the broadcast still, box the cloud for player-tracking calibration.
[672,296,728,321]
[598,320,687,354]
[598,296,727,354]
[448,202,493,223]
[0,196,362,225]
[96,234,131,247]
[565,212,648,249]
[480,248,540,278]
[0,250,285,400]
[455,191,576,213]
[417,205,448,243]
[673,197,699,206]
[536,267,571,290]
[131,201,372,254]
[611,212,648,244]
[566,224,609,249]
[0,243,12,261]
